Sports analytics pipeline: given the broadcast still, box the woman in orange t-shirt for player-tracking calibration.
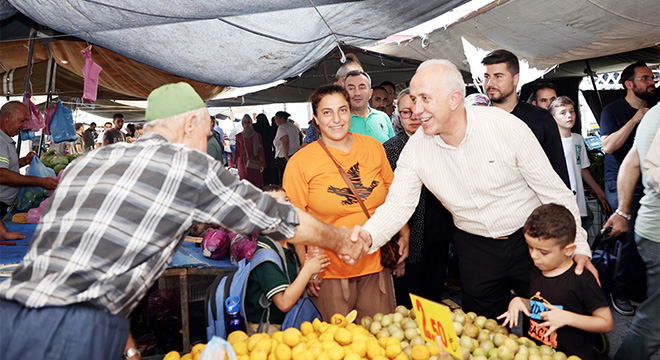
[283,85,409,321]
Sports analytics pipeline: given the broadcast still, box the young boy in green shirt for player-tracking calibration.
[245,185,329,334]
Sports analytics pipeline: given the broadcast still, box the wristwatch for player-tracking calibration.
[123,347,139,359]
[615,209,631,221]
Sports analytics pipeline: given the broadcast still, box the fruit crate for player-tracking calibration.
[158,273,219,302]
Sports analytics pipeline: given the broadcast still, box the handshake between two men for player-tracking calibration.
[287,210,377,266]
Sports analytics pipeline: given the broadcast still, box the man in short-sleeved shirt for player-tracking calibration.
[0,102,58,218]
[600,61,657,315]
[345,70,395,144]
[82,122,96,151]
[605,104,660,359]
[103,114,126,145]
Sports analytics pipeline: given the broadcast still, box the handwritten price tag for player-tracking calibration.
[409,294,461,359]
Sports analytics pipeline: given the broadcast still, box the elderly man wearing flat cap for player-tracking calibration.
[0,83,369,360]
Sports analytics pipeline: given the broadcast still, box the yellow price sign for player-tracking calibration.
[409,294,461,359]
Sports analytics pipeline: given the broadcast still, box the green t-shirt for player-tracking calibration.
[245,236,301,324]
[349,107,395,144]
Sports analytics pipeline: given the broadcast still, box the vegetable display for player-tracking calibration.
[201,229,231,260]
[40,150,80,175]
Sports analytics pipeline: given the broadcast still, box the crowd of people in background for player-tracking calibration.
[0,49,658,360]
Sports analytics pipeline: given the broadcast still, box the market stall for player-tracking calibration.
[0,221,237,354]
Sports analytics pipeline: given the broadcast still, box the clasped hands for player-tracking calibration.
[336,225,373,266]
[336,225,410,267]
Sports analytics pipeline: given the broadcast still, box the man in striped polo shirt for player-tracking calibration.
[0,101,58,219]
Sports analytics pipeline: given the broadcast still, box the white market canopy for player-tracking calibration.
[1,0,658,109]
[0,0,467,88]
[370,0,660,76]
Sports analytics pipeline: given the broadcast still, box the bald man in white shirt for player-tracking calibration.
[355,59,596,319]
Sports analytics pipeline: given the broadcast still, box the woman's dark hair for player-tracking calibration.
[126,123,136,136]
[309,84,350,116]
[253,113,270,132]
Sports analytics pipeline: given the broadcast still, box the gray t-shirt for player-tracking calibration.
[0,130,19,205]
[103,128,126,144]
[634,104,660,242]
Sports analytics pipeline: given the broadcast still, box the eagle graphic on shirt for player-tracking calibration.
[327,162,379,205]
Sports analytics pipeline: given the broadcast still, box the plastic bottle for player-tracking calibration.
[225,296,246,334]
[307,246,325,286]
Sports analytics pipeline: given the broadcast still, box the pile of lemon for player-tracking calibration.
[226,311,442,360]
[163,343,206,360]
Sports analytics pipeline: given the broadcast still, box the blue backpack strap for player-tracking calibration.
[246,248,285,308]
[205,270,225,341]
[247,247,286,333]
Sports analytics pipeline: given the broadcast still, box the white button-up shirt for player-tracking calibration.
[363,105,590,258]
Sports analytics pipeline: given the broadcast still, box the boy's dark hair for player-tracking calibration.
[112,113,124,120]
[620,61,648,85]
[482,49,520,75]
[90,122,97,127]
[262,184,284,193]
[523,203,576,248]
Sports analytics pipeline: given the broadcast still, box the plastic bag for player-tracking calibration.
[26,197,51,224]
[43,102,58,136]
[50,101,77,143]
[14,157,56,211]
[22,93,45,132]
[81,48,102,103]
[200,337,237,360]
[19,130,36,141]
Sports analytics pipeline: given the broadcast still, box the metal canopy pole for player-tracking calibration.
[584,59,604,124]
[17,28,37,156]
[39,55,57,156]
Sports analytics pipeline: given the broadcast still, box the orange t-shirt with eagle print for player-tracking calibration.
[283,133,394,279]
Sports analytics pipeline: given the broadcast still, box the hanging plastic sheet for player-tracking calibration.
[22,93,45,132]
[43,102,58,136]
[81,47,102,103]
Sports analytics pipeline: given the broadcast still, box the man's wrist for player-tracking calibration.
[614,208,631,221]
[123,347,139,359]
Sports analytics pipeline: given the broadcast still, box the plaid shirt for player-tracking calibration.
[0,133,298,316]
